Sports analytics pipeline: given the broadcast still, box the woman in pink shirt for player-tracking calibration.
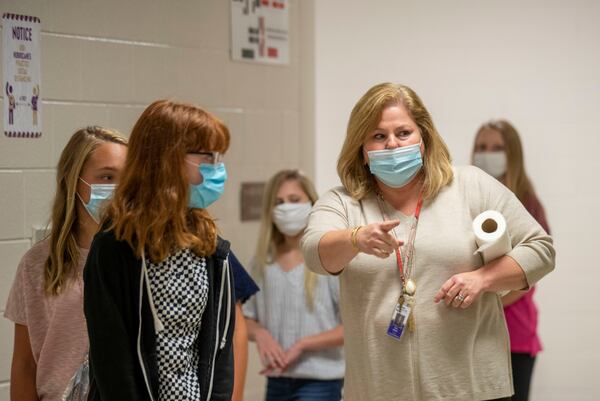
[472,119,550,401]
[4,127,127,401]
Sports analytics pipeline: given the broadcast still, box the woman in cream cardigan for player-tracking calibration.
[301,83,555,401]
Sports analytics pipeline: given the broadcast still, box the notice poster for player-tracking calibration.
[231,0,289,65]
[2,13,42,138]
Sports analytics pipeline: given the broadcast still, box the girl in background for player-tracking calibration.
[473,119,551,401]
[5,127,127,401]
[244,169,344,401]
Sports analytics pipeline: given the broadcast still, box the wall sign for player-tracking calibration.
[240,182,265,221]
[231,0,289,65]
[3,13,42,138]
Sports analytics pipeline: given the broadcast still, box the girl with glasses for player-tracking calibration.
[83,100,235,401]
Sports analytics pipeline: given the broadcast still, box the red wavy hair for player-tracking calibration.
[106,100,230,261]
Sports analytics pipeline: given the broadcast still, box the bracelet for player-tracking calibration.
[351,226,363,250]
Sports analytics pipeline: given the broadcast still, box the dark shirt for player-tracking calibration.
[229,251,259,304]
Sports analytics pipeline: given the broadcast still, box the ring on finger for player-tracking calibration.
[456,293,465,302]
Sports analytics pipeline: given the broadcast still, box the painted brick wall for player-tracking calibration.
[0,1,315,399]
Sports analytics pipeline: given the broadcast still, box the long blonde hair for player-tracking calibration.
[107,100,230,262]
[472,119,536,202]
[45,126,127,296]
[338,82,454,200]
[254,170,320,310]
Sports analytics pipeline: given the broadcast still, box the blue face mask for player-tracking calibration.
[367,141,423,188]
[78,178,116,223]
[189,162,227,209]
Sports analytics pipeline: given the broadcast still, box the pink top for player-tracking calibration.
[504,194,550,356]
[4,239,89,401]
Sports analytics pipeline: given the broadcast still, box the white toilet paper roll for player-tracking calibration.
[472,210,512,264]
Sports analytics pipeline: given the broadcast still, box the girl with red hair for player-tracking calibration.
[84,100,235,401]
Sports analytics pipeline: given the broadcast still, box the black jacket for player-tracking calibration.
[83,229,235,401]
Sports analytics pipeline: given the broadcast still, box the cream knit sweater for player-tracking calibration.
[301,166,555,401]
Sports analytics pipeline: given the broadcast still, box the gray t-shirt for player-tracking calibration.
[243,262,345,380]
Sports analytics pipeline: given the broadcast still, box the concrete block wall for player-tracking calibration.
[0,1,315,399]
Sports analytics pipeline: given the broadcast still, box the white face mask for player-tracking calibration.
[272,202,312,237]
[473,151,507,178]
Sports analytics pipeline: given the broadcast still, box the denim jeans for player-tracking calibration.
[265,377,344,401]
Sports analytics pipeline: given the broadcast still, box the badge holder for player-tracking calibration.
[387,279,416,340]
[387,295,414,340]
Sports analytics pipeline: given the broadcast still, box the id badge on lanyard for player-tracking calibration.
[387,294,413,339]
[387,279,416,340]
[383,194,423,341]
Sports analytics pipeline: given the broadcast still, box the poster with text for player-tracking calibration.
[3,13,42,138]
[231,0,289,65]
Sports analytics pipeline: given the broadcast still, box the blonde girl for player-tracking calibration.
[5,127,127,401]
[244,169,344,401]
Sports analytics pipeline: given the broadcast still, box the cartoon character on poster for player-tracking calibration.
[32,84,39,126]
[6,82,16,125]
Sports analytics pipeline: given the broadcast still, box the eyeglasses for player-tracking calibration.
[187,151,223,166]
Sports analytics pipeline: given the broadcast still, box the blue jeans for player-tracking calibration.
[265,377,344,401]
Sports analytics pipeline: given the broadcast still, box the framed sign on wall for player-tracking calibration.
[231,0,289,65]
[2,13,42,138]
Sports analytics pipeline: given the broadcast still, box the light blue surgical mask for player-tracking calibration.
[367,141,423,188]
[188,162,227,209]
[77,178,116,223]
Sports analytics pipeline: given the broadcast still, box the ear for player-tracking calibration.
[419,134,426,155]
[361,147,369,166]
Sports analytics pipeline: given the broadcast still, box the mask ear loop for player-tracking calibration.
[75,192,100,224]
[78,176,93,187]
[76,177,101,224]
[76,177,92,206]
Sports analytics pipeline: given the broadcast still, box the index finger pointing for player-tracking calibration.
[379,219,400,232]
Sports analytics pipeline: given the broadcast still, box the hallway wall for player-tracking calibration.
[311,1,600,400]
[0,1,314,399]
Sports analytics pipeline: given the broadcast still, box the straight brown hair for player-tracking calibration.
[106,100,230,262]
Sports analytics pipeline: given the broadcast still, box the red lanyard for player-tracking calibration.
[393,194,423,284]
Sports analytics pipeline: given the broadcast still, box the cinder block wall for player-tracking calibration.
[0,1,315,399]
